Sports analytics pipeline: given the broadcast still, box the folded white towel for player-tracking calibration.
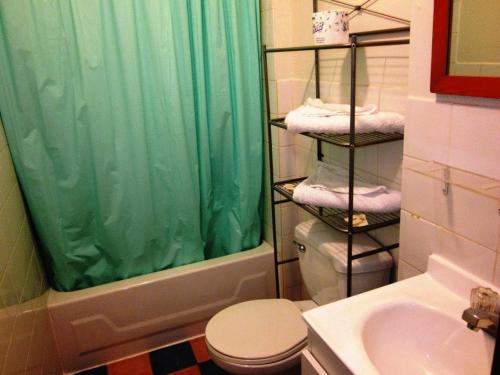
[305,98,378,116]
[292,162,401,213]
[306,162,387,195]
[285,98,405,134]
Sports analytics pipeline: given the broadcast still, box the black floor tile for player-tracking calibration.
[149,341,197,374]
[198,360,230,375]
[77,366,107,375]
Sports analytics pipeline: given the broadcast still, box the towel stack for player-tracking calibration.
[285,98,405,134]
[292,162,401,213]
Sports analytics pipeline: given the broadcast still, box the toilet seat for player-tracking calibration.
[205,299,307,366]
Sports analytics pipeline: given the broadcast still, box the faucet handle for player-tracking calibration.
[470,286,498,312]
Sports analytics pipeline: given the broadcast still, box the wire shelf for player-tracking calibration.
[270,118,404,147]
[273,177,400,233]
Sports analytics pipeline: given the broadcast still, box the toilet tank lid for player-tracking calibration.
[294,219,393,274]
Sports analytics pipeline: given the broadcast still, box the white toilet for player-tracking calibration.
[205,219,393,374]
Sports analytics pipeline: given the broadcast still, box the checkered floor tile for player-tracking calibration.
[77,337,229,375]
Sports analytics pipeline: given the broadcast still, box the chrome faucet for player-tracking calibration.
[462,286,499,338]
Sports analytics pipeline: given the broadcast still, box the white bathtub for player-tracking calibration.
[47,242,275,373]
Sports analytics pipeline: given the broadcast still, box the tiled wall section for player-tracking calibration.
[0,120,61,374]
[398,0,500,284]
[261,0,411,298]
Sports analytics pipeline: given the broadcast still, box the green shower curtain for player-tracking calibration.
[0,0,263,291]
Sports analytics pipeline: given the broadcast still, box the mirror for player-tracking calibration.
[448,0,500,77]
[430,0,500,98]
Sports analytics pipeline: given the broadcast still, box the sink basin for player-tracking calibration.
[303,255,497,375]
[362,302,494,375]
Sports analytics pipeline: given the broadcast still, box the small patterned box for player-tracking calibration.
[312,10,349,45]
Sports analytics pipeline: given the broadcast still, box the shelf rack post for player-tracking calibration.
[313,0,323,163]
[346,35,358,297]
[262,44,281,298]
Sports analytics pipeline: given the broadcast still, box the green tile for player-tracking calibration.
[0,185,26,255]
[9,220,34,298]
[0,271,19,308]
[0,148,17,208]
[20,254,39,304]
[0,121,7,152]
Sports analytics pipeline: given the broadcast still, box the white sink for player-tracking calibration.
[303,255,497,375]
[362,302,494,375]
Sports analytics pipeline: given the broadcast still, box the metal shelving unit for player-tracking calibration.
[263,3,410,298]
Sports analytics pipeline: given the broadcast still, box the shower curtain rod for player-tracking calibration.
[322,0,411,25]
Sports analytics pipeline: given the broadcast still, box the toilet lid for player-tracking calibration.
[205,299,307,361]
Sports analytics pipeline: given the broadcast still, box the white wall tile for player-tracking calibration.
[382,54,410,88]
[449,104,500,180]
[433,227,496,282]
[433,184,499,251]
[261,9,274,45]
[278,145,296,178]
[404,98,451,163]
[279,203,299,237]
[354,145,378,175]
[401,157,436,221]
[295,146,317,177]
[292,79,315,107]
[277,79,295,114]
[397,260,422,281]
[378,142,403,184]
[279,234,298,262]
[270,2,292,47]
[267,79,278,116]
[399,211,435,271]
[274,128,295,147]
[379,86,408,114]
[407,0,434,100]
[322,144,349,168]
[282,262,302,288]
[294,134,315,151]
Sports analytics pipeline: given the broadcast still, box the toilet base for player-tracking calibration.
[209,348,303,374]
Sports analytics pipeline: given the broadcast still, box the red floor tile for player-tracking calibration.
[168,365,201,375]
[189,337,211,363]
[107,353,153,375]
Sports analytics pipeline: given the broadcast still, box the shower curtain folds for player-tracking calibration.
[0,0,263,291]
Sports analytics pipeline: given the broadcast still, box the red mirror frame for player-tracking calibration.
[430,0,500,98]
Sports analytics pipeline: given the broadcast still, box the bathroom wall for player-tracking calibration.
[0,120,61,374]
[398,0,500,284]
[261,0,411,298]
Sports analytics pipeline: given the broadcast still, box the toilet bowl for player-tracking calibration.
[205,219,393,374]
[205,299,306,374]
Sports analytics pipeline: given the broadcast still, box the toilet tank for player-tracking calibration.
[294,219,393,305]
